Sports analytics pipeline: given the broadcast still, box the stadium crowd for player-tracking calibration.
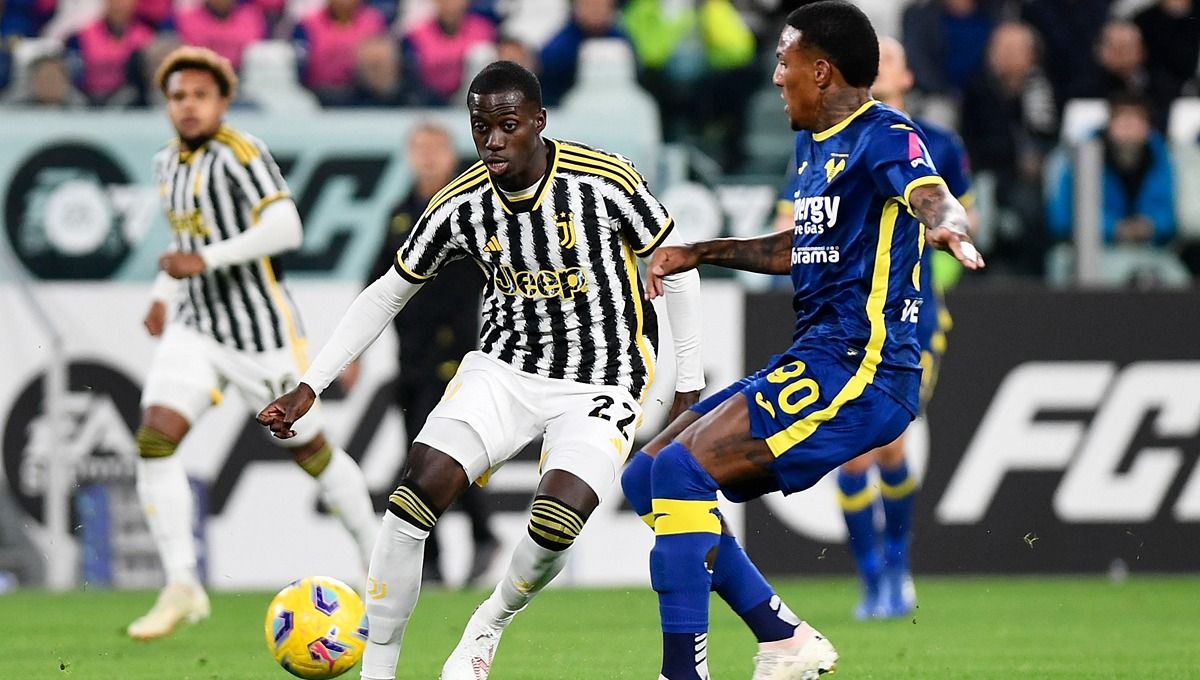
[1,0,1198,281]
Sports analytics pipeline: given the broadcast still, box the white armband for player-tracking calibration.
[301,268,422,394]
[659,228,705,392]
[199,199,303,270]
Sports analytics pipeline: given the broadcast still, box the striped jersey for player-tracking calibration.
[152,124,302,353]
[394,139,673,400]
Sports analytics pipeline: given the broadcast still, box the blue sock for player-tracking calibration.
[879,461,916,572]
[711,534,798,642]
[837,469,882,583]
[651,442,720,680]
[627,450,798,644]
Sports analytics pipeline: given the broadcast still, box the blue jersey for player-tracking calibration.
[780,100,948,414]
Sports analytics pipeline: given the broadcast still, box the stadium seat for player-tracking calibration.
[499,0,570,50]
[1046,243,1192,288]
[1173,142,1200,240]
[239,41,320,112]
[1,38,65,104]
[1167,97,1200,145]
[558,39,662,182]
[1060,99,1109,144]
[742,85,796,176]
[40,0,101,40]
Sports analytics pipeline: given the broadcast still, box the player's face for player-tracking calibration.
[772,26,822,131]
[165,69,229,148]
[468,90,547,188]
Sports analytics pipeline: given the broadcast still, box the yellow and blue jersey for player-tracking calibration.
[778,100,946,415]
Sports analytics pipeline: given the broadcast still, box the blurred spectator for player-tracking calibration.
[11,52,87,106]
[625,0,756,170]
[1,0,56,36]
[901,0,998,96]
[1132,0,1199,98]
[294,0,387,105]
[540,0,629,106]
[961,21,1058,275]
[496,33,536,73]
[1069,20,1176,129]
[403,0,495,104]
[1021,0,1111,108]
[65,0,154,106]
[136,0,173,29]
[1048,94,1176,246]
[349,35,430,106]
[174,0,267,70]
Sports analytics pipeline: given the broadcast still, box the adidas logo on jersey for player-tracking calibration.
[483,236,502,253]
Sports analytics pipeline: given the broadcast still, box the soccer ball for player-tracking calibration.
[264,576,368,679]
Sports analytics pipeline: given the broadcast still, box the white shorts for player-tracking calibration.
[414,351,643,499]
[140,324,324,446]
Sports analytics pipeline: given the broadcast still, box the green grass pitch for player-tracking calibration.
[8,576,1198,679]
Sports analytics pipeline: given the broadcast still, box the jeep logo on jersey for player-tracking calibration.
[493,264,588,300]
[1,361,142,523]
[937,361,1200,525]
[3,143,158,280]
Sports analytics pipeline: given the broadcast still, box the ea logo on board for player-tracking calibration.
[3,143,158,279]
[1,362,141,522]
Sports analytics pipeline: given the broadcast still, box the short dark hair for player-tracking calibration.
[1108,90,1152,119]
[467,60,542,109]
[786,1,879,88]
[156,46,238,98]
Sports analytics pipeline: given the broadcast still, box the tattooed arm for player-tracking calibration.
[644,229,792,298]
[908,183,985,270]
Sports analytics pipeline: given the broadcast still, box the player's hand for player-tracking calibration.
[256,383,317,440]
[143,301,167,337]
[645,245,701,299]
[927,226,985,271]
[339,360,361,392]
[667,390,702,423]
[159,252,206,279]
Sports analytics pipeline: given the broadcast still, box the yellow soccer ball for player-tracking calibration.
[264,576,368,679]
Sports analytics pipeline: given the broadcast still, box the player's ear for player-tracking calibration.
[814,58,833,89]
[534,108,547,134]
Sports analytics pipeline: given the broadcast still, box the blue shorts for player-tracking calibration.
[690,349,913,500]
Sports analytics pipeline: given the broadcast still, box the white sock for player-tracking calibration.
[135,456,198,586]
[476,533,570,630]
[360,512,429,680]
[316,447,378,568]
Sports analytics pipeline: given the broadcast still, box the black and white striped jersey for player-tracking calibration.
[153,124,303,353]
[394,139,674,400]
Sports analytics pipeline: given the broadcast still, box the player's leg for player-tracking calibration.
[442,381,629,680]
[128,327,216,640]
[622,389,802,649]
[399,378,444,584]
[284,428,378,568]
[459,484,499,585]
[876,428,916,617]
[364,441,473,680]
[837,449,884,620]
[227,345,379,569]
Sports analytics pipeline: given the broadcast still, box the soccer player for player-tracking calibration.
[832,35,976,621]
[256,61,705,680]
[342,122,500,586]
[631,3,984,679]
[129,46,378,640]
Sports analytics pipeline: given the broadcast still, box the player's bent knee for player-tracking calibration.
[620,452,655,527]
[291,439,332,477]
[386,480,441,533]
[135,426,179,459]
[527,495,585,551]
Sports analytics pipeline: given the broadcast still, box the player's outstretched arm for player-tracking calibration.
[256,267,423,439]
[645,230,792,298]
[908,183,986,270]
